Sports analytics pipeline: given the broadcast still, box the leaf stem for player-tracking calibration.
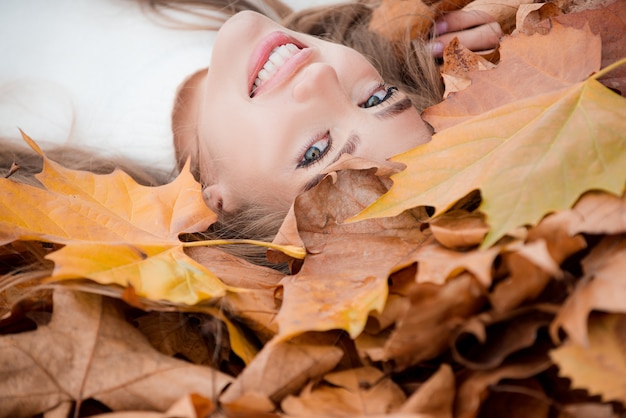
[183,239,306,259]
[592,57,626,80]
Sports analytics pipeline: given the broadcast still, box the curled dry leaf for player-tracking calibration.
[0,289,232,417]
[429,210,490,249]
[452,307,554,370]
[440,37,497,98]
[515,2,563,35]
[550,313,626,404]
[396,364,455,416]
[569,191,626,236]
[455,357,552,418]
[551,235,626,346]
[526,209,588,266]
[489,241,557,312]
[404,237,499,287]
[382,273,486,370]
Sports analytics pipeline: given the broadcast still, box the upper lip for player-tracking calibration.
[247,31,307,96]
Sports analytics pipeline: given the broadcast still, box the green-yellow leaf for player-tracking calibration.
[350,75,626,247]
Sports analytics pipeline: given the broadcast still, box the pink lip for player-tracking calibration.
[248,31,311,97]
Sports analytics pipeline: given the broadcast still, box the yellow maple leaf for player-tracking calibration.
[350,67,626,247]
[0,133,302,304]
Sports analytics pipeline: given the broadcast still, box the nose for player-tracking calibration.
[292,62,347,104]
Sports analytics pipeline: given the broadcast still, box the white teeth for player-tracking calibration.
[252,43,300,92]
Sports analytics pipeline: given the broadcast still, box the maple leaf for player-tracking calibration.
[350,25,626,247]
[0,289,232,416]
[550,313,626,404]
[0,133,301,304]
[273,164,428,340]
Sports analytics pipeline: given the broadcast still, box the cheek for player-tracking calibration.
[370,112,431,159]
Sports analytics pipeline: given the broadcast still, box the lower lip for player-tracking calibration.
[251,48,313,97]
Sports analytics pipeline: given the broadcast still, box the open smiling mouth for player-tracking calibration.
[248,32,311,98]
[251,43,300,95]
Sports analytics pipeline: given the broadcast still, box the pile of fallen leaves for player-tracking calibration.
[1,1,625,417]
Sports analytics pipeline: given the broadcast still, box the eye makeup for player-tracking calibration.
[374,97,413,119]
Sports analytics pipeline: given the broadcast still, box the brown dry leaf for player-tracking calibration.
[404,237,499,287]
[220,391,278,417]
[441,38,497,98]
[0,289,232,417]
[451,307,554,370]
[429,210,490,250]
[89,394,215,418]
[455,357,551,418]
[396,364,455,416]
[368,0,437,41]
[187,246,283,342]
[551,235,626,346]
[527,209,588,266]
[489,241,559,312]
[569,191,626,235]
[275,168,428,340]
[382,273,486,370]
[281,366,406,417]
[219,335,343,406]
[549,0,626,96]
[516,2,563,35]
[557,403,619,418]
[422,23,601,131]
[550,313,626,404]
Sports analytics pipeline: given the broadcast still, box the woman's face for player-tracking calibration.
[197,11,431,213]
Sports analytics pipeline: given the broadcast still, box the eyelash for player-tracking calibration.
[297,132,333,168]
[296,84,399,169]
[359,84,399,109]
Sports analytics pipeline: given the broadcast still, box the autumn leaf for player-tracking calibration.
[550,313,626,404]
[0,289,232,417]
[0,133,233,304]
[281,366,406,416]
[273,165,428,340]
[422,23,602,130]
[219,335,344,406]
[350,27,626,247]
[551,235,626,346]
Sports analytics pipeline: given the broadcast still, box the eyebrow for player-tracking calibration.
[375,97,413,119]
[301,135,359,192]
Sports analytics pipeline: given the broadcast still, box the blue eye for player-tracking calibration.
[298,136,331,168]
[361,86,398,108]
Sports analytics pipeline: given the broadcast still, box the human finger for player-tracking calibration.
[430,21,503,57]
[433,9,497,35]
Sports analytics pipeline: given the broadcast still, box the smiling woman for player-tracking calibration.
[1,0,502,266]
